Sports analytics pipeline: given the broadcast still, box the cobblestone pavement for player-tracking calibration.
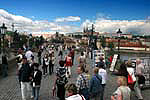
[0,50,150,100]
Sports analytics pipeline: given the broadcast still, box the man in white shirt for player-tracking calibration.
[98,62,107,100]
[134,58,144,100]
[25,49,34,63]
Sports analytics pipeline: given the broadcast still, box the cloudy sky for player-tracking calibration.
[0,0,149,34]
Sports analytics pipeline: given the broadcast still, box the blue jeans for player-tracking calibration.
[32,87,40,100]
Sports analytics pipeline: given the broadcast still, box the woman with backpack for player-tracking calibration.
[89,67,103,100]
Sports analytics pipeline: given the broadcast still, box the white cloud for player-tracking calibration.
[82,19,150,35]
[55,16,80,22]
[0,9,149,35]
[0,9,80,33]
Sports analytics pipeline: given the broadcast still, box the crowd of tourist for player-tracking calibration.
[13,44,147,100]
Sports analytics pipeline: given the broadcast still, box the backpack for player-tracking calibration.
[56,76,68,85]
[56,67,68,85]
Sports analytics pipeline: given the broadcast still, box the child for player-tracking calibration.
[65,83,86,100]
[111,76,131,100]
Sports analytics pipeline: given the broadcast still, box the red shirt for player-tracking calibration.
[65,56,72,66]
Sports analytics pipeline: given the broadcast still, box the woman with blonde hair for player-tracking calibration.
[111,76,131,100]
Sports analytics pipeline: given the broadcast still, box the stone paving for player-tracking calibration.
[0,50,150,100]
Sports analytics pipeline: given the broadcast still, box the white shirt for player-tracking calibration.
[25,50,33,60]
[98,68,107,84]
[66,94,85,100]
[136,63,144,75]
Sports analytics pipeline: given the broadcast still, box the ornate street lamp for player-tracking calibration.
[117,28,122,59]
[0,23,7,53]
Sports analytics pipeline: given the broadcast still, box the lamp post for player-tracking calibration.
[116,28,122,59]
[90,24,94,59]
[0,23,7,54]
[29,33,32,49]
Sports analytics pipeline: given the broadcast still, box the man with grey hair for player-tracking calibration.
[134,58,144,100]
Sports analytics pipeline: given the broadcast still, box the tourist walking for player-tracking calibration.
[25,48,34,62]
[76,66,89,100]
[65,53,72,78]
[37,49,42,65]
[58,45,63,59]
[89,67,103,100]
[30,63,42,100]
[49,53,55,75]
[118,63,128,80]
[98,62,107,100]
[16,52,23,86]
[42,54,49,76]
[97,56,105,69]
[70,48,75,65]
[78,51,86,68]
[52,60,68,100]
[126,60,136,90]
[65,83,86,100]
[134,58,145,100]
[19,56,32,100]
[2,53,8,78]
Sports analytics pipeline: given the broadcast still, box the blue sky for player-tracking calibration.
[1,0,149,20]
[0,0,150,33]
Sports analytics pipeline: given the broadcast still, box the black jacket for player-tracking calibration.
[19,63,32,82]
[2,55,8,65]
[31,69,42,86]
